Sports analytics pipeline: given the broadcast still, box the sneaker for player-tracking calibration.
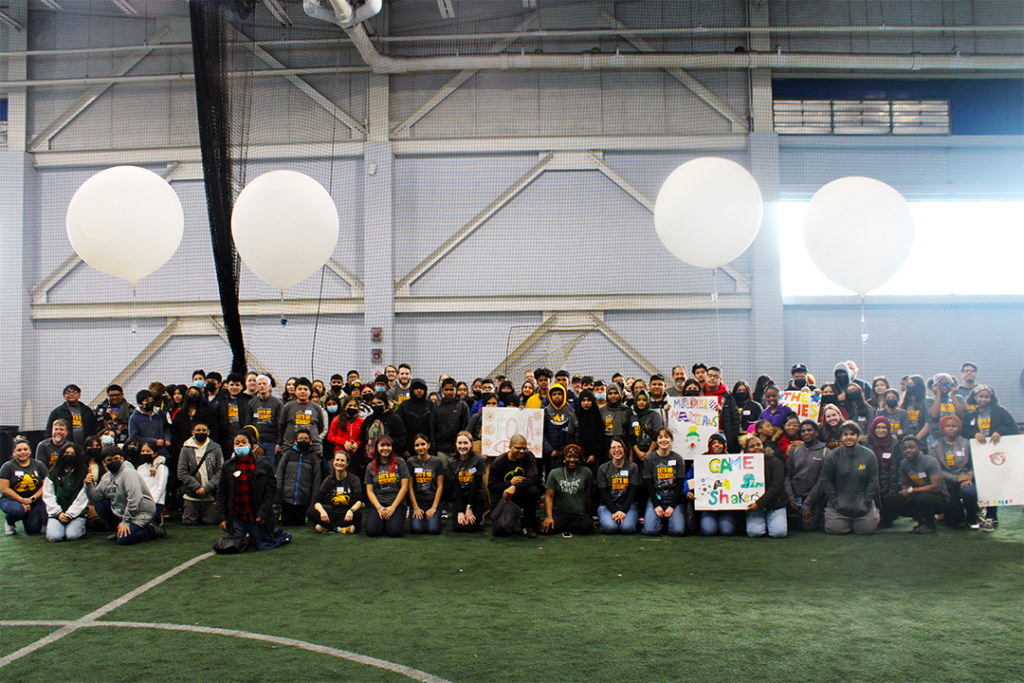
[339,525,355,534]
[980,519,996,533]
[969,521,981,530]
[441,510,449,520]
[4,523,16,536]
[523,527,538,539]
[315,524,327,534]
[913,524,936,535]
[149,524,167,539]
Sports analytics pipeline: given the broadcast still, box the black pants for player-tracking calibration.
[320,508,362,533]
[881,492,945,524]
[366,503,407,537]
[542,511,593,535]
[452,502,485,533]
[280,502,308,526]
[787,501,824,532]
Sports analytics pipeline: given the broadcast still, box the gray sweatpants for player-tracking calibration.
[824,506,880,535]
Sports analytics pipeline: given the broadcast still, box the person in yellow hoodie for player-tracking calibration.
[526,368,552,409]
[541,383,578,477]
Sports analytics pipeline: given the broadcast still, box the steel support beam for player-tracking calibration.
[27,22,177,152]
[326,259,365,296]
[87,318,181,408]
[601,11,748,132]
[392,13,539,137]
[394,152,555,295]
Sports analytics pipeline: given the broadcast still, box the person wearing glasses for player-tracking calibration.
[46,384,97,446]
[955,362,979,407]
[925,374,967,446]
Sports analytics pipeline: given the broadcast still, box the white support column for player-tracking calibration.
[363,73,394,370]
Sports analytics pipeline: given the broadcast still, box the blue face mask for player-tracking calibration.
[326,405,338,414]
[234,446,251,457]
[194,379,205,388]
[595,393,606,401]
[100,435,115,446]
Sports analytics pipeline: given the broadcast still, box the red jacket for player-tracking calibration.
[327,415,363,454]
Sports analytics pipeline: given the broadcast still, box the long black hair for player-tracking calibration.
[49,442,88,490]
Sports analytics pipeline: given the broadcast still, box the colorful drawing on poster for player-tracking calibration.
[667,397,720,456]
[693,454,765,510]
[481,407,544,457]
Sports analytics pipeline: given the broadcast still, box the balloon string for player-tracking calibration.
[860,295,869,371]
[130,284,137,334]
[280,292,287,326]
[713,269,722,367]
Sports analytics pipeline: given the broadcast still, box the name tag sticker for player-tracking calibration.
[667,460,676,466]
[882,452,891,460]
[233,470,241,478]
[620,469,629,476]
[414,467,423,473]
[469,467,477,474]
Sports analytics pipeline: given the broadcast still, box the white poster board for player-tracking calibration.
[667,397,721,457]
[481,407,544,458]
[692,454,765,511]
[780,391,820,421]
[973,434,1024,507]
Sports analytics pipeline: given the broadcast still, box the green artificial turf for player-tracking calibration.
[2,510,1022,683]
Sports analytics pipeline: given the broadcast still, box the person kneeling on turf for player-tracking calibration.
[540,444,594,536]
[217,431,277,541]
[821,421,880,536]
[488,434,542,538]
[881,436,946,534]
[86,446,165,545]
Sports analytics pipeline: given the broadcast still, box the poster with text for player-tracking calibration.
[667,397,721,457]
[780,391,820,421]
[693,454,765,511]
[481,407,544,458]
[973,434,1023,507]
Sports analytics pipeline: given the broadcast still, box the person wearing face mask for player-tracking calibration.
[171,386,220,465]
[785,364,816,392]
[217,432,277,542]
[874,389,909,438]
[121,436,144,468]
[1,436,50,536]
[359,383,376,420]
[86,446,165,545]
[278,377,327,458]
[899,374,930,441]
[817,384,849,422]
[129,390,172,459]
[496,380,520,408]
[396,379,437,458]
[94,384,136,445]
[203,372,226,411]
[81,437,108,530]
[576,390,606,479]
[839,382,873,432]
[322,373,347,407]
[275,428,323,526]
[136,440,169,523]
[358,393,408,465]
[599,384,634,455]
[43,443,90,541]
[177,421,223,526]
[327,395,364,475]
[731,381,762,433]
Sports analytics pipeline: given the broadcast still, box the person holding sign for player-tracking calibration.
[929,416,977,529]
[596,437,640,534]
[642,428,686,537]
[540,444,594,536]
[742,434,789,538]
[488,435,542,538]
[821,422,880,536]
[448,432,486,533]
[880,436,947,534]
[692,432,737,536]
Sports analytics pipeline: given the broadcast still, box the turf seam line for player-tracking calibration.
[0,550,215,670]
[0,619,453,683]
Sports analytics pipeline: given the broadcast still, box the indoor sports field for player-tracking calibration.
[2,511,1022,683]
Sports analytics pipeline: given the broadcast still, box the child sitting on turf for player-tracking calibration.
[312,451,364,534]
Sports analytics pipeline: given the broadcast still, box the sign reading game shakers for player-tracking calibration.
[667,397,720,456]
[973,434,1023,507]
[481,407,544,457]
[780,391,820,421]
[692,454,765,511]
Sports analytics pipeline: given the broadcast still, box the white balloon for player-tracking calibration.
[232,170,340,291]
[65,166,184,285]
[654,157,764,269]
[803,177,915,295]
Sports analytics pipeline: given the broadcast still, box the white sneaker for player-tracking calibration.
[5,523,16,536]
[980,519,996,533]
[314,524,327,534]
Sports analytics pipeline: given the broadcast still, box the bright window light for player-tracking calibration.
[778,201,1024,296]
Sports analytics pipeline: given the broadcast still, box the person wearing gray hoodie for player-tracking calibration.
[785,419,828,531]
[86,446,163,545]
[820,421,880,535]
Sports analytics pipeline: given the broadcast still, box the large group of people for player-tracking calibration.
[1,359,1017,545]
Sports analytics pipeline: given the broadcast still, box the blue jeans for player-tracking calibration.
[747,507,788,538]
[46,517,86,541]
[259,442,279,470]
[643,500,686,536]
[409,509,443,534]
[598,504,638,534]
[232,518,266,542]
[93,499,156,545]
[0,498,47,535]
[700,510,737,536]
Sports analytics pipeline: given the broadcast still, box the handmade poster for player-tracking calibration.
[780,391,820,421]
[481,407,544,457]
[692,454,765,511]
[973,434,1023,507]
[667,397,720,457]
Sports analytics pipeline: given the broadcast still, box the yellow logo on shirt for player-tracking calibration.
[656,466,674,480]
[858,464,865,470]
[14,473,39,493]
[458,470,474,484]
[71,414,83,427]
[415,471,433,485]
[979,416,991,432]
[331,487,351,506]
[378,472,397,485]
[228,406,238,418]
[611,476,628,491]
[257,409,272,421]
[910,473,928,485]
[907,409,920,423]
[295,412,312,426]
[605,416,613,430]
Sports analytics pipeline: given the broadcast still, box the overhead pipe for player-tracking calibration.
[345,23,1023,74]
